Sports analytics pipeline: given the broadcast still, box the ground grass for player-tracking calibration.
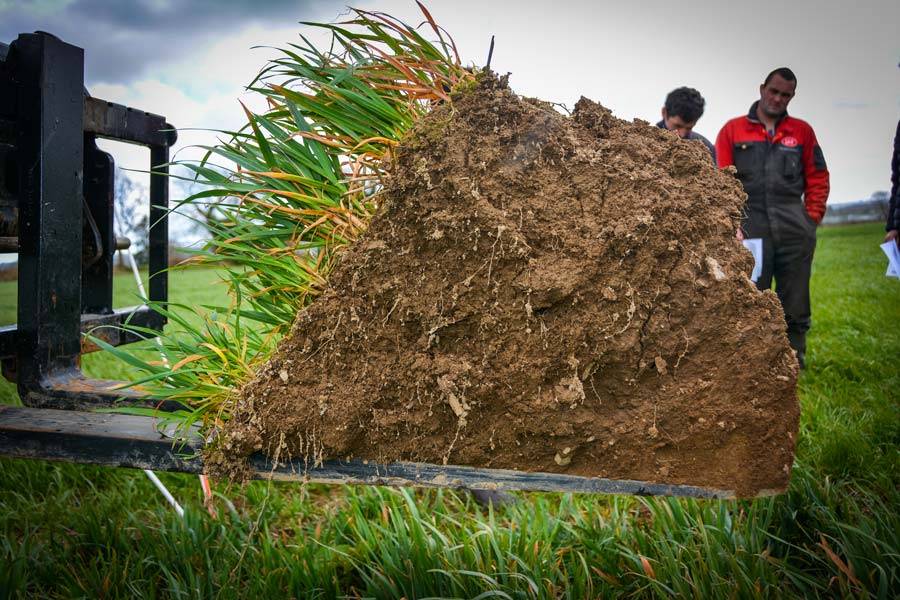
[1,223,898,599]
[0,267,230,403]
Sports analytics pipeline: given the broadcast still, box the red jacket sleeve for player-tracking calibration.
[716,121,735,168]
[802,126,829,223]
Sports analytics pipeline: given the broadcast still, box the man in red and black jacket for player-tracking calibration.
[716,67,830,369]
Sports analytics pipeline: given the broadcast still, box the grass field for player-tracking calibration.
[1,223,898,599]
[0,267,230,403]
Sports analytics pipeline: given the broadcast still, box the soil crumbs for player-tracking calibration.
[208,73,798,498]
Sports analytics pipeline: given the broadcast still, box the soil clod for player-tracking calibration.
[208,73,799,497]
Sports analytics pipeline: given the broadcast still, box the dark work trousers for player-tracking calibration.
[754,225,816,356]
[729,129,825,362]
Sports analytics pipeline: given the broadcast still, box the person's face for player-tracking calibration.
[758,74,796,118]
[661,109,696,139]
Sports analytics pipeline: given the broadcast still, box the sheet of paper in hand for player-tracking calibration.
[742,238,763,283]
[880,241,900,279]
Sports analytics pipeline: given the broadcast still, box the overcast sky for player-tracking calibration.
[3,0,899,210]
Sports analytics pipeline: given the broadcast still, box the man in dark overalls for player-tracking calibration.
[716,68,830,369]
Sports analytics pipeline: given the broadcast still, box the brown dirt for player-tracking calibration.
[206,73,799,497]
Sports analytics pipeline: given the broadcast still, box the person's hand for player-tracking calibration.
[736,228,744,242]
[886,229,899,247]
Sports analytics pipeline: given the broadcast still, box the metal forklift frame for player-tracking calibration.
[0,33,733,499]
[0,32,171,409]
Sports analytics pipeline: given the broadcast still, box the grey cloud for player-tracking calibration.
[66,0,329,31]
[1,0,341,85]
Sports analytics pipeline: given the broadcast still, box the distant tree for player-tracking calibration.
[113,169,149,265]
[171,164,232,242]
[870,191,890,219]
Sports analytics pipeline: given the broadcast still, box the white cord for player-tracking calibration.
[143,469,185,517]
[122,248,214,517]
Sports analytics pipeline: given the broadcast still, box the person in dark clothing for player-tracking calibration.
[657,86,716,162]
[885,112,900,248]
[716,68,830,370]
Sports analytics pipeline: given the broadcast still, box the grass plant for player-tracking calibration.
[90,3,475,437]
[1,223,898,598]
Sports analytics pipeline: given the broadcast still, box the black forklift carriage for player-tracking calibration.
[0,32,730,499]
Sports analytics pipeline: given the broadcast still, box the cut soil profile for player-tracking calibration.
[207,73,799,497]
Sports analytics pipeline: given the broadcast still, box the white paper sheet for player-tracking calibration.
[742,238,763,283]
[880,241,900,278]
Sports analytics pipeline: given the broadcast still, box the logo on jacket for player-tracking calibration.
[781,136,799,147]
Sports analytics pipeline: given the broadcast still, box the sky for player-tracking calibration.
[2,0,900,221]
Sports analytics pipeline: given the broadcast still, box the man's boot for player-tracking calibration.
[787,330,806,370]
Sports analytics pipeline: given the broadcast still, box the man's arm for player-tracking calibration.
[890,119,900,204]
[802,126,829,223]
[715,122,734,168]
[715,121,742,239]
[887,119,900,239]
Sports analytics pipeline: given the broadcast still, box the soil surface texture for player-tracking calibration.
[208,73,799,497]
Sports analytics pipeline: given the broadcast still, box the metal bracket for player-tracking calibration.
[0,405,736,498]
[0,32,175,410]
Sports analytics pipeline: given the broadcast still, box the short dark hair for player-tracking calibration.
[664,87,705,123]
[764,67,797,87]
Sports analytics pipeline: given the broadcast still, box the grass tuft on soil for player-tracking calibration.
[71,5,476,443]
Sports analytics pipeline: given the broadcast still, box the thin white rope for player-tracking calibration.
[121,247,185,515]
[143,468,185,517]
[121,248,215,516]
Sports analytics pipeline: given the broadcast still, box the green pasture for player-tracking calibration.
[1,222,898,598]
[0,267,229,403]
